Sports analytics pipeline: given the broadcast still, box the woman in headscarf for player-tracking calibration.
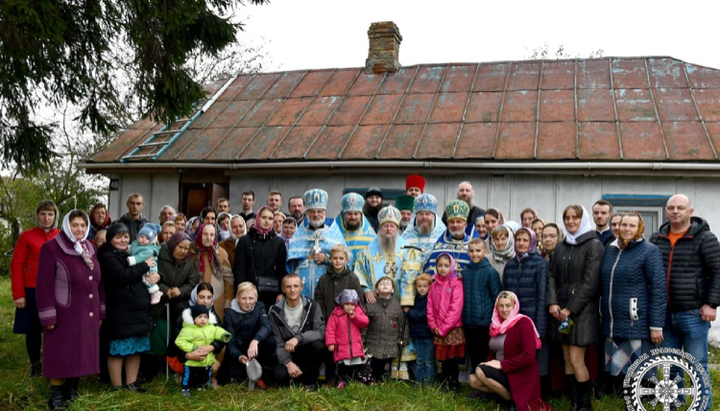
[185,216,200,236]
[487,224,516,281]
[98,222,158,392]
[11,200,60,377]
[217,212,232,241]
[36,209,103,409]
[232,206,287,310]
[600,212,665,393]
[193,223,234,321]
[501,227,550,390]
[154,232,199,338]
[547,205,604,411]
[88,203,112,240]
[469,291,552,411]
[218,215,246,268]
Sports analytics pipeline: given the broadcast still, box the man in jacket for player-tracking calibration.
[269,274,325,390]
[118,193,148,242]
[650,194,720,408]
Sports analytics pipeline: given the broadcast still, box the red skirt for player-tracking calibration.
[433,327,466,361]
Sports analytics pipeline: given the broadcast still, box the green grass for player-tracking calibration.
[1,274,718,410]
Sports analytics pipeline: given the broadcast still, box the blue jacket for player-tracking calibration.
[461,257,501,327]
[503,251,549,338]
[601,239,666,340]
[408,294,433,339]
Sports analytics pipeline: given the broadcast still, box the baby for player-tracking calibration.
[128,224,163,304]
[175,305,231,396]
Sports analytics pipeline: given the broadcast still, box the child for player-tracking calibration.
[325,289,369,388]
[365,276,408,383]
[408,273,434,385]
[462,238,501,372]
[427,253,465,393]
[128,224,163,304]
[315,244,364,384]
[175,305,232,397]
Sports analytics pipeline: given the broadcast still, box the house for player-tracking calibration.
[81,21,720,238]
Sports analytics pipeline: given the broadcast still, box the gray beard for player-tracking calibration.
[379,234,397,255]
[417,223,433,235]
[309,219,324,229]
[400,220,409,230]
[449,229,465,240]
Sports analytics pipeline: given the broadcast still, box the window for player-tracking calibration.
[601,194,670,238]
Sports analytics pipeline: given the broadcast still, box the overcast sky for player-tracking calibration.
[238,0,720,72]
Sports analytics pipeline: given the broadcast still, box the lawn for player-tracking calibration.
[1,274,717,411]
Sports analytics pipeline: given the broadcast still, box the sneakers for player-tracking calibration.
[181,388,191,397]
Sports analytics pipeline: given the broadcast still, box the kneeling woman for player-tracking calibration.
[469,291,552,411]
[224,282,276,387]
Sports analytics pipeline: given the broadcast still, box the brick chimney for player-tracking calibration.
[365,22,402,74]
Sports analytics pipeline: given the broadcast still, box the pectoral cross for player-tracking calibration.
[311,229,324,256]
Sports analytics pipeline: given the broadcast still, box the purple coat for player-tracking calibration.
[36,232,104,379]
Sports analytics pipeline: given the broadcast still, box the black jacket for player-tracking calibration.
[225,300,273,361]
[154,244,199,321]
[408,294,433,339]
[98,243,153,340]
[314,266,364,321]
[547,231,604,345]
[269,297,325,366]
[650,216,720,311]
[233,227,287,293]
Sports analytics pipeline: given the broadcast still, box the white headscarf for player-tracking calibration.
[564,205,592,245]
[61,210,90,255]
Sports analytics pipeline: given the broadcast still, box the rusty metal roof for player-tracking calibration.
[88,57,720,164]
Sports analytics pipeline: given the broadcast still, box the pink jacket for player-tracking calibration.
[325,304,369,363]
[427,254,464,337]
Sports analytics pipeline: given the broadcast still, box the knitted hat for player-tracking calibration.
[334,289,360,306]
[138,223,159,242]
[246,358,263,391]
[394,195,414,212]
[341,192,365,213]
[414,194,438,214]
[378,205,401,227]
[445,199,470,222]
[406,174,426,192]
[106,222,130,243]
[365,187,382,200]
[304,189,329,210]
[190,304,209,320]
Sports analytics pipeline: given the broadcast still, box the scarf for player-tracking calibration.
[514,227,537,254]
[489,224,516,263]
[433,252,458,280]
[217,212,232,241]
[253,206,274,235]
[194,223,222,280]
[617,213,645,250]
[564,206,593,245]
[61,211,94,270]
[228,215,246,241]
[166,232,192,266]
[185,216,200,235]
[189,283,216,307]
[489,291,541,349]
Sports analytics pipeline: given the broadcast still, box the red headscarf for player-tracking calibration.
[194,223,222,279]
[489,290,542,349]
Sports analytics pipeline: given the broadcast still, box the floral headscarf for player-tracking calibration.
[194,223,222,280]
[166,232,192,266]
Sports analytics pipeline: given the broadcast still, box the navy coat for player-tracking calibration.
[503,251,549,338]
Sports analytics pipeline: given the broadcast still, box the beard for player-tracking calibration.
[344,219,361,231]
[363,203,382,215]
[292,211,304,221]
[400,220,409,230]
[417,222,433,235]
[449,228,465,240]
[378,233,397,255]
[459,196,473,208]
[309,217,324,229]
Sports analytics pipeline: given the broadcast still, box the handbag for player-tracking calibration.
[255,276,279,294]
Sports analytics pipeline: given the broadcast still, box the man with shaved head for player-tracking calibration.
[650,194,720,408]
[441,181,485,236]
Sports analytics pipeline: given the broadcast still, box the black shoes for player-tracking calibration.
[30,361,42,377]
[48,385,66,410]
[125,382,147,393]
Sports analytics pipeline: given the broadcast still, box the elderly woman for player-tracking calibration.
[98,223,158,392]
[218,215,247,268]
[233,206,287,310]
[36,209,103,409]
[469,291,552,411]
[600,212,665,393]
[157,232,199,320]
[88,203,112,240]
[224,282,275,387]
[11,200,60,377]
[193,223,234,321]
[159,221,177,244]
[547,205,604,411]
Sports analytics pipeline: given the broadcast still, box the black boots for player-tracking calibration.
[565,374,579,411]
[48,385,66,410]
[63,378,80,401]
[576,379,593,411]
[30,361,43,377]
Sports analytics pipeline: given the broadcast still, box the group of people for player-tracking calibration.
[10,175,720,411]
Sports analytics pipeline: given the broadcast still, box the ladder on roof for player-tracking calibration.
[121,76,237,162]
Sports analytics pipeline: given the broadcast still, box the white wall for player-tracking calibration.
[109,174,179,222]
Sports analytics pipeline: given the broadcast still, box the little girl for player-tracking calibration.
[128,224,163,304]
[325,289,369,388]
[408,273,434,385]
[427,253,465,393]
[365,276,407,383]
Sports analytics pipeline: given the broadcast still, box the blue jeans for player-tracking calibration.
[414,338,435,384]
[661,309,712,410]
